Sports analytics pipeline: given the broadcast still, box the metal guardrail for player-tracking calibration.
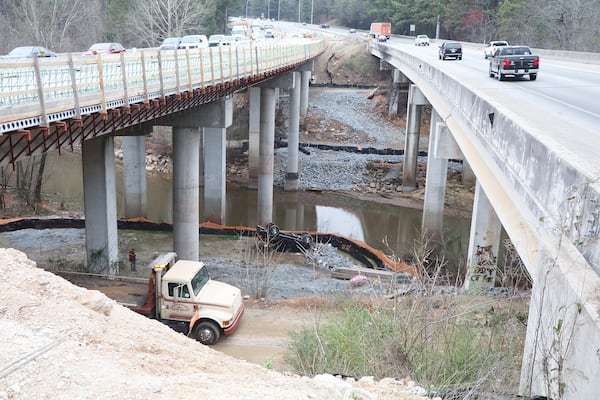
[0,39,325,134]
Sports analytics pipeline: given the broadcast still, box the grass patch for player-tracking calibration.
[284,293,527,395]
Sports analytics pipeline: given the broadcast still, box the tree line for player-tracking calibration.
[0,0,597,55]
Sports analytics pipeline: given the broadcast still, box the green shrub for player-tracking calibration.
[284,294,526,395]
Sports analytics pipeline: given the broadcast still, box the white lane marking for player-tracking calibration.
[518,84,600,119]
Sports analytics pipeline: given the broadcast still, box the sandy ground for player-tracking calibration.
[0,248,432,400]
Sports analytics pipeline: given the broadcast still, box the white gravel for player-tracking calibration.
[308,89,402,147]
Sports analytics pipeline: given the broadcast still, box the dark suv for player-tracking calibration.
[439,41,462,60]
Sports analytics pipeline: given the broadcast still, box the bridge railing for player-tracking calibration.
[0,39,324,134]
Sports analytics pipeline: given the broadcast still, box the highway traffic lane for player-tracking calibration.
[385,39,600,173]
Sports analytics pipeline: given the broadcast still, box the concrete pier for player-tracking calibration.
[257,87,276,225]
[172,111,202,261]
[248,87,261,189]
[422,110,461,244]
[256,73,296,225]
[285,71,301,191]
[199,98,232,224]
[402,85,428,192]
[82,135,119,274]
[122,135,147,218]
[300,67,312,123]
[464,182,501,291]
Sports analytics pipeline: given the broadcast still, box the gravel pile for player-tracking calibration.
[273,147,403,191]
[272,88,406,191]
[308,90,400,147]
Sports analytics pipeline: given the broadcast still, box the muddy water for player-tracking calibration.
[40,150,470,265]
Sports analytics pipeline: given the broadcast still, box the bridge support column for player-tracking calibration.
[285,71,302,191]
[299,63,313,124]
[172,112,202,261]
[464,182,502,291]
[257,73,296,225]
[403,85,428,192]
[201,98,232,224]
[389,70,409,116]
[82,135,119,274]
[462,159,476,188]
[258,87,276,225]
[520,246,600,399]
[248,87,261,189]
[422,111,461,244]
[122,126,150,218]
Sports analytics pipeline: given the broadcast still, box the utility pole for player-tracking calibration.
[298,0,301,22]
[310,0,314,24]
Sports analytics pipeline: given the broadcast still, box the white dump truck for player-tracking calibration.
[60,252,245,345]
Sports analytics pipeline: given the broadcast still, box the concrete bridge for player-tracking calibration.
[0,38,323,268]
[369,39,600,398]
[2,26,600,398]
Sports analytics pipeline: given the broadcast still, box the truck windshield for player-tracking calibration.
[191,267,210,295]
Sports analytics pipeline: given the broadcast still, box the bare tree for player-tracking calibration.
[4,0,105,52]
[126,0,211,47]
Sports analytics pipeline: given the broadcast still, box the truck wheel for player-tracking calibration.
[488,66,495,78]
[193,321,221,345]
[529,73,537,81]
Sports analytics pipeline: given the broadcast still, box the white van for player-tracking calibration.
[178,35,209,50]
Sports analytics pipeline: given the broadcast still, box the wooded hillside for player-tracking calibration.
[0,0,597,54]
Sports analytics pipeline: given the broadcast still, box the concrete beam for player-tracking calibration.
[380,60,394,71]
[295,61,313,72]
[393,69,409,84]
[258,72,295,89]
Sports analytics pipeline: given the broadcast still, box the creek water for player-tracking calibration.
[41,150,471,266]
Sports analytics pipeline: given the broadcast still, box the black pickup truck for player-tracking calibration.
[488,45,539,81]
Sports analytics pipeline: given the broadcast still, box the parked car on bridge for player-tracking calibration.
[178,35,209,50]
[484,40,509,59]
[159,37,181,51]
[438,41,462,60]
[2,46,57,59]
[84,42,126,56]
[415,34,430,46]
[208,34,236,47]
